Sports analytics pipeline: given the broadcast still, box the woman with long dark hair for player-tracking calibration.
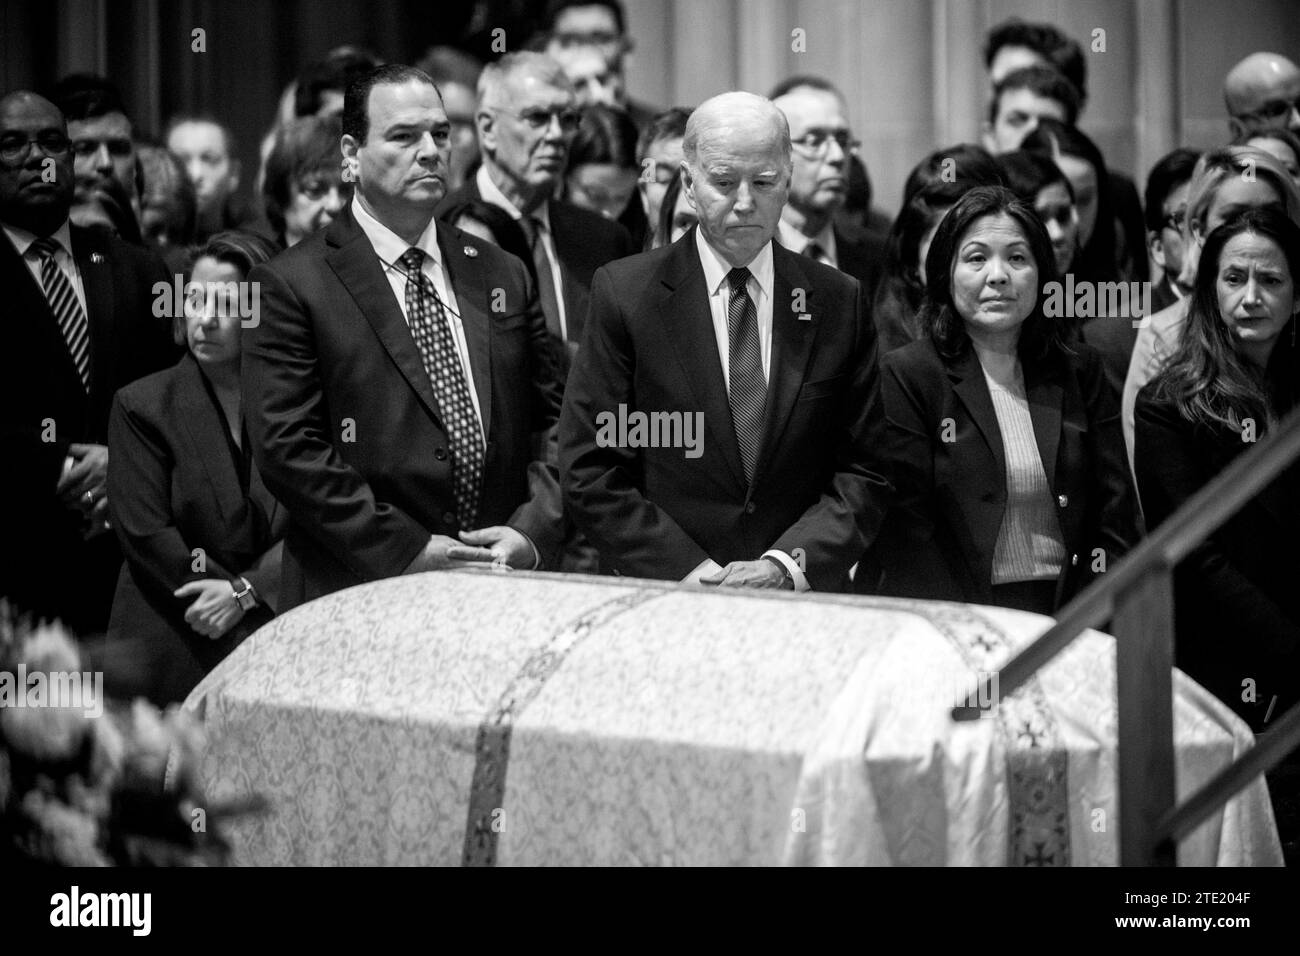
[866,186,1137,613]
[1134,208,1300,731]
[1020,118,1125,282]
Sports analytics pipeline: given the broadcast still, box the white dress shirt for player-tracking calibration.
[476,165,570,340]
[353,198,541,568]
[695,226,774,386]
[3,220,89,317]
[352,198,484,441]
[778,217,838,269]
[683,230,809,591]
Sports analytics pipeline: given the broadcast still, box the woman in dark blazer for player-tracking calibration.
[107,231,286,703]
[1135,208,1300,731]
[867,186,1137,614]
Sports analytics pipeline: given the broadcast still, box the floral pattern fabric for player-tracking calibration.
[186,571,1282,866]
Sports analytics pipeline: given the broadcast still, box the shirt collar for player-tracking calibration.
[3,219,74,260]
[695,227,774,300]
[476,164,551,232]
[351,197,441,269]
[778,217,836,263]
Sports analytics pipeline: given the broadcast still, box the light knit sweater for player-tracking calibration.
[981,362,1067,584]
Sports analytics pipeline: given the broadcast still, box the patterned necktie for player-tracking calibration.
[397,248,484,528]
[29,235,90,390]
[726,267,766,486]
[518,215,563,341]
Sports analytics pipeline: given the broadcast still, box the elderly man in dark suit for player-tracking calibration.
[0,90,177,635]
[243,65,565,609]
[770,77,886,307]
[435,52,634,364]
[560,92,891,591]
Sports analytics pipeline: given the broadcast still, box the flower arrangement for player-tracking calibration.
[0,603,265,866]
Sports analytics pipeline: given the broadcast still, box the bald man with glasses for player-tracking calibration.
[436,51,634,369]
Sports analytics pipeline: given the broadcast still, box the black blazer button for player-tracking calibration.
[441,511,456,525]
[435,447,447,461]
[744,501,756,514]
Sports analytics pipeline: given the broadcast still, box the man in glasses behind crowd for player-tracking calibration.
[436,52,634,371]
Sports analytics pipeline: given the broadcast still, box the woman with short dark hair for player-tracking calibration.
[261,116,350,248]
[866,186,1137,613]
[873,146,1003,353]
[564,104,648,248]
[1134,207,1300,730]
[107,230,286,703]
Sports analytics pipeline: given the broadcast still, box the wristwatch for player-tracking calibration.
[231,576,258,611]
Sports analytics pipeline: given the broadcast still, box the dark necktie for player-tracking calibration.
[519,214,564,341]
[29,235,91,390]
[397,248,484,528]
[726,267,766,486]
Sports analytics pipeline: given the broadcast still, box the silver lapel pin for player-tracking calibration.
[463,245,478,258]
[90,253,104,264]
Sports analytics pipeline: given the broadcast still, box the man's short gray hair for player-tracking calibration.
[478,51,572,107]
[681,91,792,171]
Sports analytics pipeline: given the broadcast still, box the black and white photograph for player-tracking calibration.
[1,0,1298,927]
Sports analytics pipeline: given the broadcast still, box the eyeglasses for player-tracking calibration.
[1236,96,1300,124]
[0,131,72,163]
[1161,208,1186,232]
[491,106,583,133]
[791,129,860,156]
[71,137,133,158]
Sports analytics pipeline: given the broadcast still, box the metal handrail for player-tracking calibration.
[959,403,1300,711]
[953,402,1300,864]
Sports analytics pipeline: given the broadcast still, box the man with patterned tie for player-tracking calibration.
[559,92,891,591]
[0,91,176,634]
[434,52,634,370]
[770,76,887,308]
[243,65,565,608]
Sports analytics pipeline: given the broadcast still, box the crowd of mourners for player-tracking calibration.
[2,3,1298,861]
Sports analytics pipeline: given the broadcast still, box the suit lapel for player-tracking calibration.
[325,209,445,429]
[756,244,818,482]
[660,232,746,492]
[175,354,246,526]
[438,222,493,439]
[1024,356,1064,492]
[947,346,1006,487]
